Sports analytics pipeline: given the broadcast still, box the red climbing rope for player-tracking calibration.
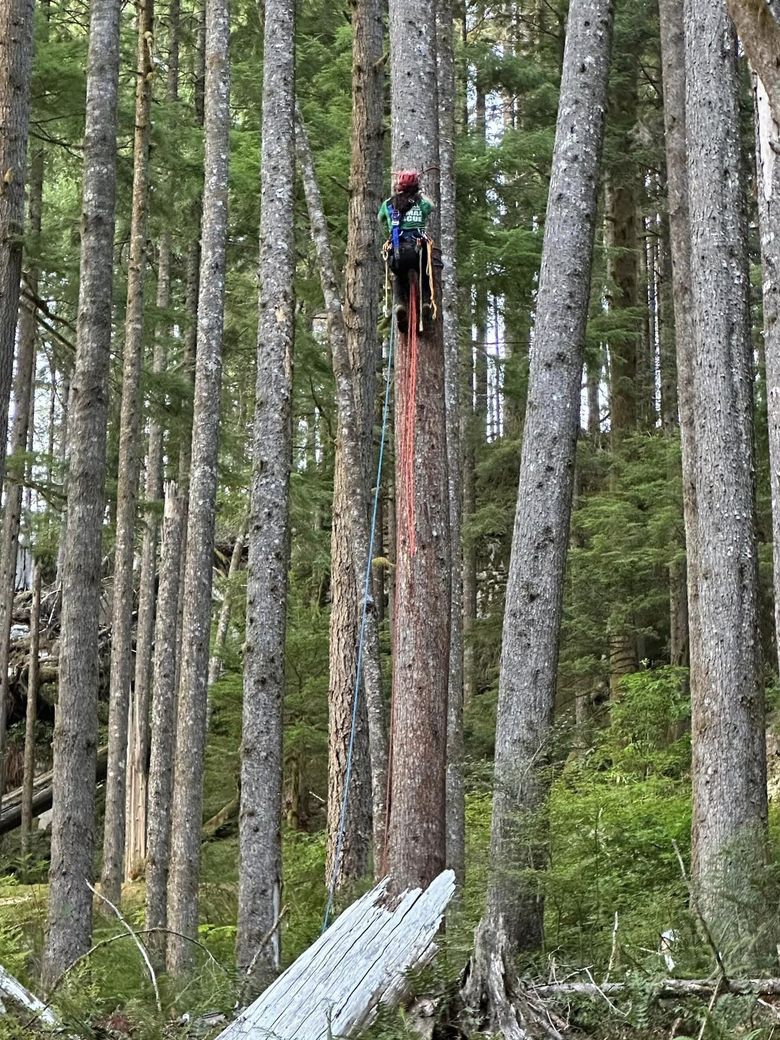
[400,275,418,558]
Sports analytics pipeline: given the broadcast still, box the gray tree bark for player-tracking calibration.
[296,102,385,889]
[0,0,35,494]
[207,516,247,688]
[438,0,465,888]
[684,0,767,937]
[166,0,230,974]
[20,560,41,857]
[125,0,182,880]
[327,0,388,883]
[753,3,780,683]
[0,138,43,795]
[464,0,613,1028]
[385,0,452,892]
[101,0,155,907]
[726,0,780,125]
[145,484,186,960]
[41,0,122,987]
[236,0,295,997]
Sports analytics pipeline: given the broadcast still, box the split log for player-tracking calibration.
[216,869,456,1040]
[0,964,60,1027]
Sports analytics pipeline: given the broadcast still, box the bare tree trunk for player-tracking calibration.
[124,239,172,883]
[296,108,378,890]
[145,484,185,959]
[207,516,247,687]
[20,561,41,857]
[684,0,767,938]
[166,0,230,974]
[465,1,613,1025]
[236,0,295,997]
[125,0,182,880]
[438,0,465,888]
[101,0,155,907]
[335,0,388,880]
[385,0,451,892]
[0,141,43,793]
[0,0,35,494]
[41,0,122,987]
[753,3,780,684]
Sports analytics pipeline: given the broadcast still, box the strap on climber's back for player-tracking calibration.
[387,201,402,259]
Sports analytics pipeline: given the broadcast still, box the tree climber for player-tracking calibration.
[379,170,436,333]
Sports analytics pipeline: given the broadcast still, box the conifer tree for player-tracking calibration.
[685,0,767,937]
[237,0,296,995]
[0,0,35,494]
[385,0,451,890]
[42,0,122,986]
[166,0,231,973]
[465,0,613,1028]
[102,0,155,907]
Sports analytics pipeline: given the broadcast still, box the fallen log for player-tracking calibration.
[0,746,108,835]
[534,977,780,1000]
[216,869,456,1040]
[0,964,60,1027]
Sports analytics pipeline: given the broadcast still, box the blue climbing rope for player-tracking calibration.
[322,320,396,932]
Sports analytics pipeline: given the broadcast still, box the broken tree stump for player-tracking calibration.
[216,869,456,1040]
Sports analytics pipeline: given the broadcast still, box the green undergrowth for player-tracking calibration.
[2,666,780,1037]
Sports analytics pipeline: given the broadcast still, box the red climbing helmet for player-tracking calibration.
[393,169,420,194]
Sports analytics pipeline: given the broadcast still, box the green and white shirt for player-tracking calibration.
[378,195,434,235]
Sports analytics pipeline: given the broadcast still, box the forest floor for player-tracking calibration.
[1,669,779,1038]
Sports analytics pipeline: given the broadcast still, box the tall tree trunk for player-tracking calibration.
[334,0,388,880]
[20,560,41,857]
[438,0,465,887]
[465,0,613,1026]
[684,0,767,938]
[207,516,247,687]
[125,0,182,882]
[753,2,780,682]
[0,0,35,494]
[41,0,122,987]
[145,484,186,959]
[385,0,451,892]
[124,239,171,883]
[101,0,155,907]
[0,141,43,793]
[295,113,374,891]
[166,0,230,974]
[236,0,295,996]
[659,0,697,680]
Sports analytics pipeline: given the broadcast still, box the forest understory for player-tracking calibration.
[5,0,780,1036]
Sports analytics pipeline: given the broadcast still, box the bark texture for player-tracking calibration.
[325,0,388,884]
[684,0,767,935]
[42,0,122,987]
[295,112,374,888]
[237,0,295,996]
[208,516,247,687]
[437,0,465,887]
[145,485,186,956]
[726,0,780,125]
[386,0,451,891]
[20,561,41,856]
[754,2,780,683]
[101,0,155,906]
[0,140,43,793]
[166,0,230,973]
[466,0,613,1012]
[0,0,35,494]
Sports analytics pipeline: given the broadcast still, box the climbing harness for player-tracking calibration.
[322,320,396,933]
